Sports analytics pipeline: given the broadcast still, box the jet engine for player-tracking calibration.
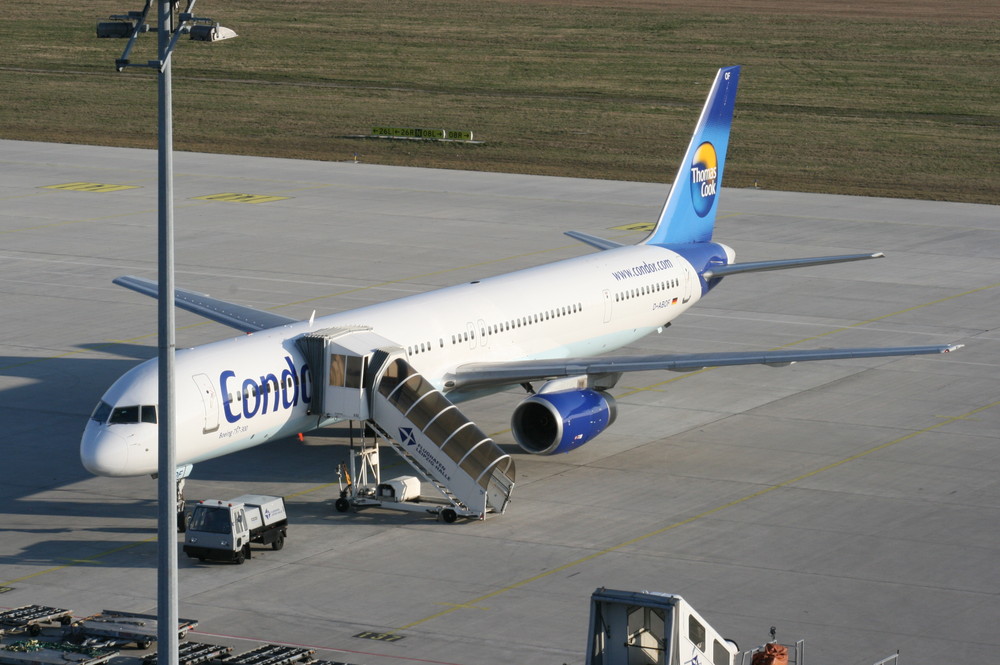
[511,388,617,455]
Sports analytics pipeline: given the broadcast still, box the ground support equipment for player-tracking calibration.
[64,611,197,649]
[143,641,232,665]
[0,607,73,637]
[0,642,116,665]
[298,328,514,523]
[223,644,314,665]
[336,423,483,523]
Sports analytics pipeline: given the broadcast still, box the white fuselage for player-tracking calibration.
[81,242,719,477]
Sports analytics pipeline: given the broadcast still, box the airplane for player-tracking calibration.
[81,65,961,519]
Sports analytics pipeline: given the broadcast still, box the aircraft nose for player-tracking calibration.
[80,424,129,476]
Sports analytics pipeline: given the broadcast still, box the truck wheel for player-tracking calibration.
[334,497,350,513]
[138,640,153,650]
[28,624,41,637]
[271,534,284,551]
[441,508,457,524]
[176,511,187,533]
[235,547,245,565]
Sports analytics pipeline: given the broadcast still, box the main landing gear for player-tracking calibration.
[176,476,187,533]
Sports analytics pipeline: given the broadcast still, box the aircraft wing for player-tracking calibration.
[113,275,298,333]
[444,344,963,391]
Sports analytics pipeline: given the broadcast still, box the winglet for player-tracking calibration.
[644,66,741,246]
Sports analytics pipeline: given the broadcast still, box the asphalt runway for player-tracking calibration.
[1,139,997,665]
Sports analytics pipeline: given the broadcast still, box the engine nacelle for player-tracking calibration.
[511,388,617,455]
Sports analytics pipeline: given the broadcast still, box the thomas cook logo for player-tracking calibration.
[689,141,718,217]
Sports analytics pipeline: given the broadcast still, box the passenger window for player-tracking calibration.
[713,639,731,665]
[329,354,346,387]
[345,355,364,389]
[689,616,706,651]
[377,358,409,398]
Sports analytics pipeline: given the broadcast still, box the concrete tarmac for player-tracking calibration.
[0,139,998,665]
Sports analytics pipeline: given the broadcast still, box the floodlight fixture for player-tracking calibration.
[188,24,238,42]
[96,21,136,38]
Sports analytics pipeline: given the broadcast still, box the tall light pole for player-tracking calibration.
[97,5,236,665]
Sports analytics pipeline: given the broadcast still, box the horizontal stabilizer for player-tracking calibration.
[113,275,298,333]
[703,252,884,279]
[564,231,625,251]
[446,344,962,391]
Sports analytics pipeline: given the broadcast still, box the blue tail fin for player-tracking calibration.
[644,66,741,246]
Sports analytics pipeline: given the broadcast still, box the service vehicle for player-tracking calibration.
[182,495,287,564]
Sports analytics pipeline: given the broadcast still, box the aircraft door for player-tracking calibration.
[477,318,488,347]
[466,322,477,350]
[192,373,220,434]
[602,289,612,323]
[682,266,694,304]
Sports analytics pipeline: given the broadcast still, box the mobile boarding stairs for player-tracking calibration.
[297,327,515,522]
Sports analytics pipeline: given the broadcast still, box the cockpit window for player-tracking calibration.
[110,405,140,424]
[91,401,113,423]
[102,404,158,425]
